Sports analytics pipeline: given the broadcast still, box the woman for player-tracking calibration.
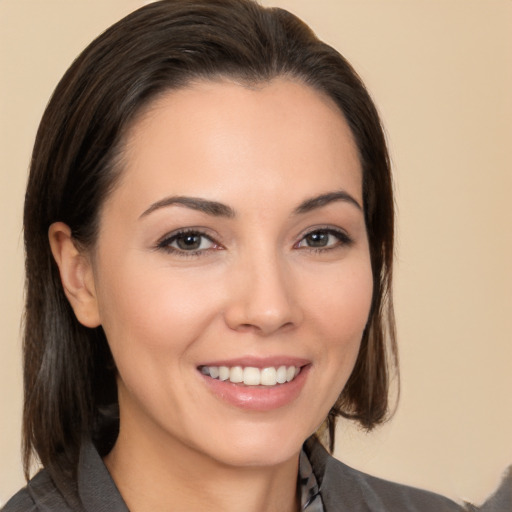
[2,1,475,510]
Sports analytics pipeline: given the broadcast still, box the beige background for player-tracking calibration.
[1,0,511,507]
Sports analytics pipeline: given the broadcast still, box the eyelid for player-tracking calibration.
[155,228,223,256]
[294,226,353,249]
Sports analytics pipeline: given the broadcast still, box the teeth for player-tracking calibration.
[260,367,277,386]
[218,366,230,381]
[243,367,260,385]
[276,365,287,384]
[287,366,297,382]
[201,365,301,386]
[230,366,243,383]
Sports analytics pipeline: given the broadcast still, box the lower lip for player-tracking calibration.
[200,365,310,411]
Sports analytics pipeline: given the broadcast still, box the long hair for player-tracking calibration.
[23,0,397,481]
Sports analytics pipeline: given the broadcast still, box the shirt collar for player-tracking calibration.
[299,444,325,511]
[77,439,129,512]
[77,438,325,512]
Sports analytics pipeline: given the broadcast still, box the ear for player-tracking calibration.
[48,222,101,328]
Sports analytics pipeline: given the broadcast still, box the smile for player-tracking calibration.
[200,365,301,387]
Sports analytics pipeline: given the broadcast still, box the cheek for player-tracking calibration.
[288,257,373,433]
[306,259,373,345]
[304,257,373,395]
[93,261,229,418]
[94,258,225,359]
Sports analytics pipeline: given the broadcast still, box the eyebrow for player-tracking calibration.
[139,196,236,219]
[294,190,362,214]
[139,189,362,220]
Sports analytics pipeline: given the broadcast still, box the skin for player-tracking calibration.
[49,78,373,512]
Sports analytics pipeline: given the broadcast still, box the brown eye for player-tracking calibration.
[158,230,218,254]
[304,231,330,247]
[296,228,352,250]
[175,233,204,251]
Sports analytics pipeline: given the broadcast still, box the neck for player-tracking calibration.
[104,421,301,512]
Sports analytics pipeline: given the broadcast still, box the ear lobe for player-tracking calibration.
[48,222,101,328]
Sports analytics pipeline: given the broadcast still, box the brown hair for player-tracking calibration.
[22,0,397,481]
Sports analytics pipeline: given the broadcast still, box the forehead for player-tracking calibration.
[109,78,362,216]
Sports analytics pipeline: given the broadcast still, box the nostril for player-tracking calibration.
[232,320,296,335]
[223,271,303,334]
[235,323,262,333]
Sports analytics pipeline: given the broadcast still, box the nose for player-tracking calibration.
[223,251,302,336]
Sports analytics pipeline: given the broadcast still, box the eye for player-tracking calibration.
[295,228,352,250]
[157,230,220,255]
[172,232,212,251]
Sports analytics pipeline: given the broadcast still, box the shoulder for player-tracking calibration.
[1,470,80,512]
[304,437,469,512]
[2,440,127,512]
[478,465,512,512]
[1,484,37,512]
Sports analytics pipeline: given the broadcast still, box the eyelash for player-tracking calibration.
[156,229,221,258]
[295,227,353,253]
[156,227,353,258]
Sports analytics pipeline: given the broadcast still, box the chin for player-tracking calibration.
[193,419,314,468]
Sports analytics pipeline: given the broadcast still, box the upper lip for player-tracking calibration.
[198,356,311,369]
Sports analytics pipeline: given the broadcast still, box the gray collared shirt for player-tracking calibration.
[299,446,325,511]
[3,437,509,511]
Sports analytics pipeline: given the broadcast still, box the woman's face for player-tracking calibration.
[89,78,373,467]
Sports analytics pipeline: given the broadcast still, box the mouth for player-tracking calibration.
[199,365,301,387]
[197,357,311,410]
